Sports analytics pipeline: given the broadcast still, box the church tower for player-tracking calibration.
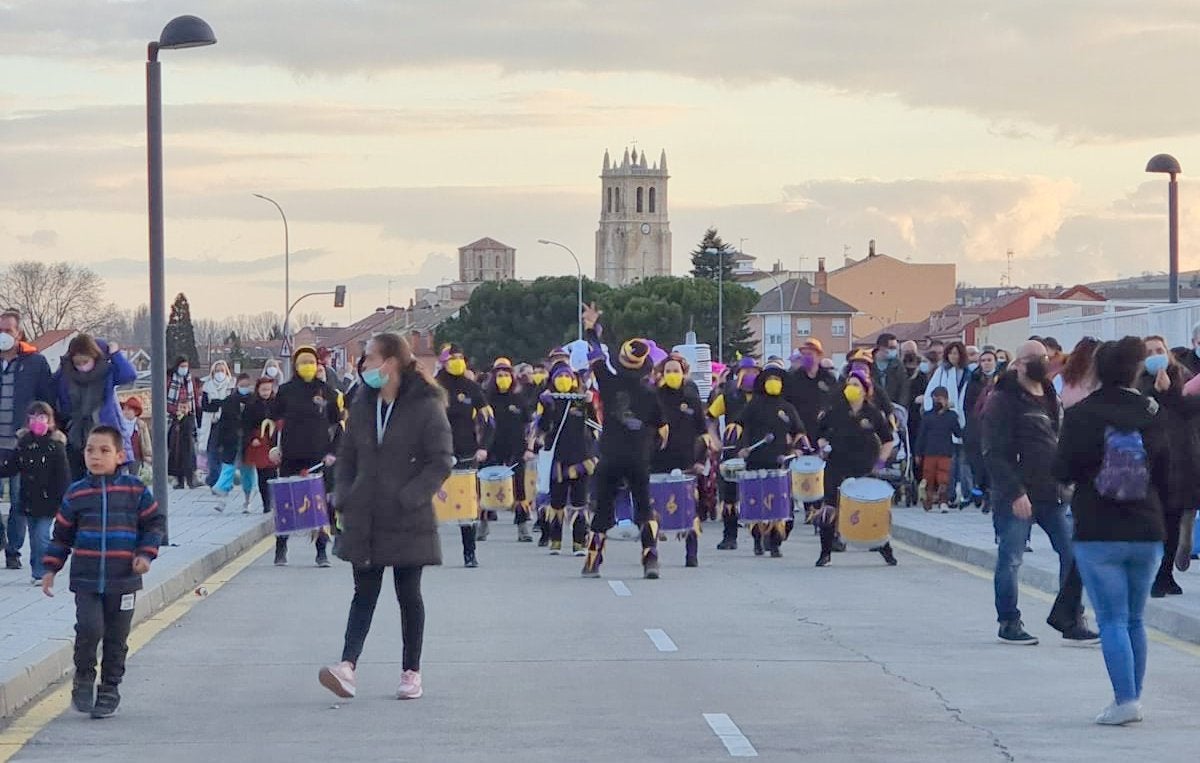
[595,147,671,286]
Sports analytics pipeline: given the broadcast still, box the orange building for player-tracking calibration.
[824,241,957,339]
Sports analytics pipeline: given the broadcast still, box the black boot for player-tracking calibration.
[685,531,699,568]
[769,526,783,558]
[315,533,331,568]
[274,536,288,566]
[461,524,478,567]
[536,508,549,547]
[752,525,765,556]
[717,509,738,550]
[641,520,661,580]
[91,684,120,719]
[71,677,95,714]
[879,543,898,566]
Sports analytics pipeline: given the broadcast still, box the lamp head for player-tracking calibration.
[159,15,217,50]
[1146,153,1182,175]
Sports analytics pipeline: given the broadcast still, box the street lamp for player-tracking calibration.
[147,14,216,541]
[252,194,289,332]
[538,239,584,341]
[285,286,348,336]
[706,247,725,365]
[1146,154,1182,304]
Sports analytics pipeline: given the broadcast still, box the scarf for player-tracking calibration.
[167,371,193,408]
[63,357,110,449]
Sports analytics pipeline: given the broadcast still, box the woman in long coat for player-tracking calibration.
[319,332,453,702]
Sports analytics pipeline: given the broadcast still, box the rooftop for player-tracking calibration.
[459,237,514,252]
[751,279,858,314]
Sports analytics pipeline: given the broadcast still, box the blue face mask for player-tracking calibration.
[237,387,252,396]
[362,367,388,389]
[887,348,899,361]
[1145,354,1169,375]
[968,362,979,373]
[918,361,931,375]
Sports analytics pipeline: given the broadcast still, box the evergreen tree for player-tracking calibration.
[165,293,200,366]
[690,227,734,281]
[226,331,248,368]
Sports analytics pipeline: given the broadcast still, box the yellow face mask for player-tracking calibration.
[296,361,317,382]
[446,358,467,376]
[843,384,864,404]
[496,374,513,392]
[531,372,547,386]
[662,371,684,390]
[764,377,783,396]
[554,375,574,393]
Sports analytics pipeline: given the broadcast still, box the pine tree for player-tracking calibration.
[165,293,200,366]
[226,331,248,368]
[690,227,734,281]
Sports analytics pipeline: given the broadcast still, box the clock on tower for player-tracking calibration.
[595,147,672,286]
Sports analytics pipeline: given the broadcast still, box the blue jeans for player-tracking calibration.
[951,448,973,503]
[205,436,221,487]
[2,474,24,559]
[215,461,257,497]
[993,498,1084,626]
[27,516,53,580]
[1073,542,1162,704]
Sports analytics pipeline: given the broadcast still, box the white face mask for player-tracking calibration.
[0,333,14,353]
[213,372,227,383]
[177,366,189,377]
[265,366,280,379]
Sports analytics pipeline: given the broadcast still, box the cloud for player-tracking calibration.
[89,247,327,279]
[16,229,57,247]
[3,1,1200,139]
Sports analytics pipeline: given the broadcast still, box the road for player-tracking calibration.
[4,520,1199,762]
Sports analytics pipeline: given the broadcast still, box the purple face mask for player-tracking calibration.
[738,372,759,391]
[799,353,817,371]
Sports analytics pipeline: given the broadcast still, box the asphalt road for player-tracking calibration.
[7,520,1200,762]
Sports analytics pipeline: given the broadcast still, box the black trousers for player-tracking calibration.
[341,566,425,672]
[591,454,652,532]
[1157,506,1183,584]
[74,592,135,686]
[257,467,276,510]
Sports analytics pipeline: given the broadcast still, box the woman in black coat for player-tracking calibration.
[320,332,453,703]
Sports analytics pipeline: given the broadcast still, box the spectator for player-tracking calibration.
[963,350,1000,510]
[166,356,201,488]
[0,309,54,569]
[120,397,152,480]
[1180,323,1200,376]
[982,339,1097,646]
[1059,337,1101,410]
[871,333,910,411]
[1053,337,1169,725]
[923,341,971,506]
[53,335,137,480]
[212,373,258,512]
[0,401,70,585]
[1045,337,1066,381]
[242,376,278,513]
[199,360,233,488]
[916,386,961,512]
[262,359,283,388]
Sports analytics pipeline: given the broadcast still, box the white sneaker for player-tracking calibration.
[397,669,423,700]
[1095,701,1142,726]
[319,661,356,699]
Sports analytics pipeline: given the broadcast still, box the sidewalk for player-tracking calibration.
[891,505,1200,644]
[0,486,273,718]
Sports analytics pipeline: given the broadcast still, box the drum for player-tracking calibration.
[648,473,697,532]
[478,465,515,511]
[270,474,331,536]
[790,456,825,504]
[736,469,791,522]
[719,458,746,482]
[433,469,479,523]
[838,477,893,547]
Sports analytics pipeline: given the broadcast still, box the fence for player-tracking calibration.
[1029,298,1200,349]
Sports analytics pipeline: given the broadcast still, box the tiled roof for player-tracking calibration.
[31,329,76,350]
[751,279,858,314]
[460,237,513,251]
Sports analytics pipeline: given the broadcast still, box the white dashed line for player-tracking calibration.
[644,628,678,652]
[703,713,758,757]
[608,580,632,597]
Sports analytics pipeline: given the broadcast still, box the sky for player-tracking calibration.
[3,1,1200,325]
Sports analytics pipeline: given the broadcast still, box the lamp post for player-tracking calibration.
[706,246,725,365]
[147,14,216,542]
[1146,154,1183,304]
[253,194,289,332]
[538,239,584,341]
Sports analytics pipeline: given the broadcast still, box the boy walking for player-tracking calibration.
[42,426,164,719]
[917,387,961,512]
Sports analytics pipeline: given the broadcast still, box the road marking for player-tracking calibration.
[0,535,275,761]
[644,628,678,652]
[703,713,758,757]
[893,540,1200,660]
[608,580,632,597]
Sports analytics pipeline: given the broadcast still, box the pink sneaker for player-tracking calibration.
[397,670,423,700]
[319,661,356,699]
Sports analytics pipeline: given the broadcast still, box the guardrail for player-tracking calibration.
[1029,298,1200,348]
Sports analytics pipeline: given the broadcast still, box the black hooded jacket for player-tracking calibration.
[981,371,1061,504]
[652,383,707,473]
[734,369,804,470]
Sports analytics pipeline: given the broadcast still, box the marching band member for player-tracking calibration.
[652,356,708,567]
[707,357,760,551]
[484,358,536,542]
[815,369,898,568]
[580,304,667,579]
[435,344,496,568]
[536,363,598,555]
[733,364,806,557]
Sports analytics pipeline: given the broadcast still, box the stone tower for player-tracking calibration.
[595,147,671,286]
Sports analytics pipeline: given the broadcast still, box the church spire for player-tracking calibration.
[622,147,630,168]
[660,149,668,172]
[603,149,610,171]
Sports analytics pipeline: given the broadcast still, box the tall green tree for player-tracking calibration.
[690,227,734,281]
[165,293,200,366]
[226,331,248,368]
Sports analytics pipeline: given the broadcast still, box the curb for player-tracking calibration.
[891,522,1200,645]
[0,516,273,719]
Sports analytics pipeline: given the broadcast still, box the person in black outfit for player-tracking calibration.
[733,366,804,558]
[435,344,495,567]
[484,357,536,542]
[536,362,598,555]
[962,350,1000,511]
[580,304,666,579]
[653,356,708,567]
[708,357,759,550]
[270,346,341,568]
[785,339,838,524]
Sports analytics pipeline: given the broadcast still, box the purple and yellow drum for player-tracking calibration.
[270,474,331,535]
[649,473,697,532]
[736,469,791,522]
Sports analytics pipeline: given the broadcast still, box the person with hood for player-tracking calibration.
[165,355,202,488]
[319,333,452,702]
[653,355,708,567]
[262,358,284,389]
[579,304,666,579]
[1053,337,1170,725]
[1136,335,1200,598]
[0,310,54,569]
[435,344,495,567]
[815,370,897,567]
[982,340,1097,646]
[211,373,259,512]
[199,360,234,488]
[484,357,536,543]
[536,362,598,555]
[53,334,138,481]
[0,401,70,584]
[708,356,760,551]
[732,365,805,558]
[269,346,341,567]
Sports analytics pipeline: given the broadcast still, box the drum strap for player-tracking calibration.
[376,398,396,445]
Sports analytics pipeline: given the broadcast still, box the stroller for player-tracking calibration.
[876,403,915,507]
